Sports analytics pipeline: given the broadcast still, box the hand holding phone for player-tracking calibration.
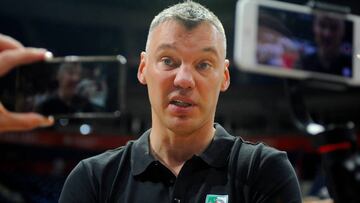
[0,33,54,133]
[13,55,126,119]
[0,102,54,133]
[0,34,51,76]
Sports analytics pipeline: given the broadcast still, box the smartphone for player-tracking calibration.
[234,0,360,86]
[9,55,127,118]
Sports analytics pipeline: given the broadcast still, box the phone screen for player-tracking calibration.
[12,56,126,118]
[256,6,354,78]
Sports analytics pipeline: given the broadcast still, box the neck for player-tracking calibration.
[318,49,339,63]
[149,122,215,176]
[58,88,73,103]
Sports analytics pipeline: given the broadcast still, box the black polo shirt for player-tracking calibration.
[59,124,302,203]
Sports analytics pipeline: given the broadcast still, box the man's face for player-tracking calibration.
[313,14,345,57]
[57,64,82,95]
[138,20,230,135]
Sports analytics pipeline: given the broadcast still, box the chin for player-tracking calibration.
[170,118,213,137]
[167,119,198,135]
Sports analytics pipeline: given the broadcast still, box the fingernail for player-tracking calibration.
[48,115,54,122]
[40,115,54,127]
[44,51,53,61]
[0,102,5,112]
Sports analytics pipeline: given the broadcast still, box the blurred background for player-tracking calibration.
[0,0,359,202]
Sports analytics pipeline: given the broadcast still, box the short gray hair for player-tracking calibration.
[146,1,227,55]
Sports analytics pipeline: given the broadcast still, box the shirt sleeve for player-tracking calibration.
[59,161,97,203]
[248,144,302,203]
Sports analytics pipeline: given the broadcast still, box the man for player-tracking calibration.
[300,12,351,77]
[59,1,302,202]
[0,34,54,133]
[36,62,100,115]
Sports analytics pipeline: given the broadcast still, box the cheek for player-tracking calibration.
[148,71,173,89]
[147,85,162,110]
[199,79,221,102]
[147,73,172,100]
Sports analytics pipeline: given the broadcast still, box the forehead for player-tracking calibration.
[315,14,344,25]
[147,20,225,56]
[58,63,82,74]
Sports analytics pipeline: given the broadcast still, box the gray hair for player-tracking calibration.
[146,1,227,55]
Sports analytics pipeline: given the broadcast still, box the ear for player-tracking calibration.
[137,51,147,85]
[220,59,230,92]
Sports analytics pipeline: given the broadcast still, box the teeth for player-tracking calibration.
[172,100,191,107]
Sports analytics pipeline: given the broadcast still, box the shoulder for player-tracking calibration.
[232,139,287,163]
[80,140,135,176]
[242,141,287,163]
[59,141,135,203]
[235,140,293,179]
[232,139,302,202]
[338,53,352,65]
[37,95,63,109]
[70,140,135,175]
[300,53,319,70]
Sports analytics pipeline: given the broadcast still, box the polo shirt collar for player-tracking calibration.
[198,123,236,168]
[131,124,236,176]
[131,129,155,176]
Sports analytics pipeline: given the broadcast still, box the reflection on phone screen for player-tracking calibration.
[256,6,353,78]
[15,58,124,118]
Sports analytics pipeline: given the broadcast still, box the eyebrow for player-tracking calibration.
[156,43,220,57]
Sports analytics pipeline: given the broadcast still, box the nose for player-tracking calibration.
[174,64,195,89]
[71,74,79,81]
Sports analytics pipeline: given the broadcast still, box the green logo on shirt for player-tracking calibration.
[205,194,228,203]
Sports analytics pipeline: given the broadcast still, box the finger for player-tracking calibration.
[0,33,24,51]
[0,112,54,133]
[0,48,51,76]
[0,102,8,114]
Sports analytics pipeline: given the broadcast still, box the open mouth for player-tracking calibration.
[170,100,193,107]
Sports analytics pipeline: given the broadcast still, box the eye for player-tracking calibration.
[161,57,178,68]
[197,61,212,71]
